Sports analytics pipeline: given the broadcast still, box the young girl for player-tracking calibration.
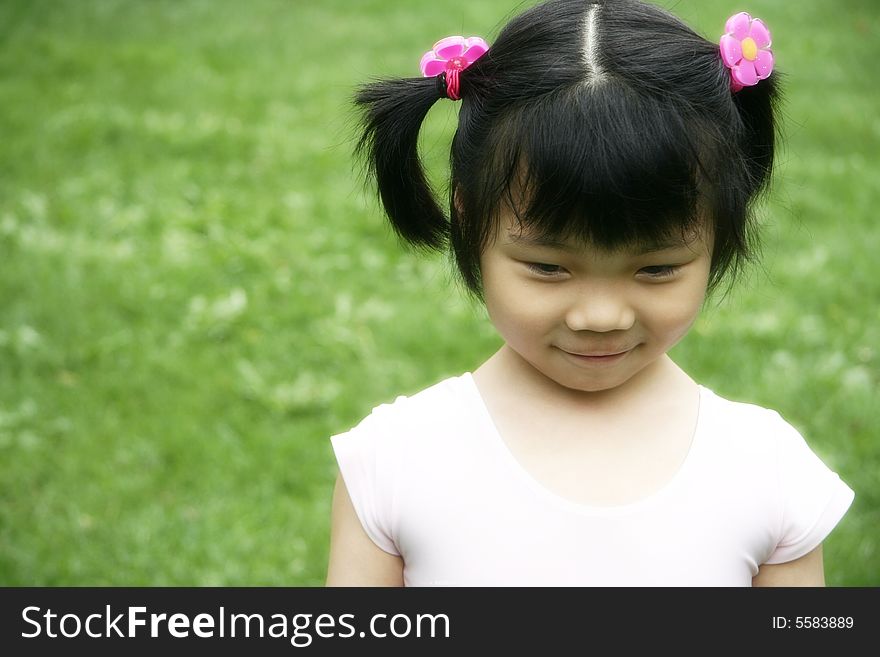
[326,0,854,586]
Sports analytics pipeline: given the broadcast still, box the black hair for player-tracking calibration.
[355,0,781,298]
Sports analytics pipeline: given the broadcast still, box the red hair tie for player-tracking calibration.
[444,69,461,101]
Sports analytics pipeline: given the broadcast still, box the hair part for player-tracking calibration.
[582,4,606,84]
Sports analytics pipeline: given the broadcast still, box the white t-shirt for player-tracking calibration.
[330,373,854,586]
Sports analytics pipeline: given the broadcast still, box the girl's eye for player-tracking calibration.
[526,262,565,276]
[639,265,680,280]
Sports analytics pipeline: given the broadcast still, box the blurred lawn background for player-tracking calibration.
[0,0,877,585]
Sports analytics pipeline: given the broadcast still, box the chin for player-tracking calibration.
[561,376,627,393]
[538,366,632,394]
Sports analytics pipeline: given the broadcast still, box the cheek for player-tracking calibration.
[486,283,553,332]
[482,271,557,339]
[646,277,708,339]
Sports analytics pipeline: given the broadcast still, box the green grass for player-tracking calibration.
[1,0,877,586]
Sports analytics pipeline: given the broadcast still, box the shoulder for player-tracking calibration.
[699,385,791,430]
[692,385,847,497]
[697,385,845,475]
[369,373,471,419]
[332,373,474,451]
[696,385,804,458]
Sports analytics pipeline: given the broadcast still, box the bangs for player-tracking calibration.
[483,81,711,250]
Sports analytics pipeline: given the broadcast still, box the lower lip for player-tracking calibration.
[560,349,632,365]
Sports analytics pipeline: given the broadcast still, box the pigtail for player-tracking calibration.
[700,69,782,296]
[731,74,782,195]
[355,77,448,250]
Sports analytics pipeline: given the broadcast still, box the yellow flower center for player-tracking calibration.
[741,37,758,61]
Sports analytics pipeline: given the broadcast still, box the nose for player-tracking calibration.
[564,284,636,333]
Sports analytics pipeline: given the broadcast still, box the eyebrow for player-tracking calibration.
[505,233,691,254]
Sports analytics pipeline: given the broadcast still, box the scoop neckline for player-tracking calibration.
[459,371,708,517]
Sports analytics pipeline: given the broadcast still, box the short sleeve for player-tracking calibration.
[764,413,855,565]
[330,407,401,556]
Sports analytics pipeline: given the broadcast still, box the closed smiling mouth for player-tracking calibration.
[559,347,633,357]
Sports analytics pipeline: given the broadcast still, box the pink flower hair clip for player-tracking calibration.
[420,35,490,101]
[719,12,774,92]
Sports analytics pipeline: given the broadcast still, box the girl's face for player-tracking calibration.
[479,210,713,393]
